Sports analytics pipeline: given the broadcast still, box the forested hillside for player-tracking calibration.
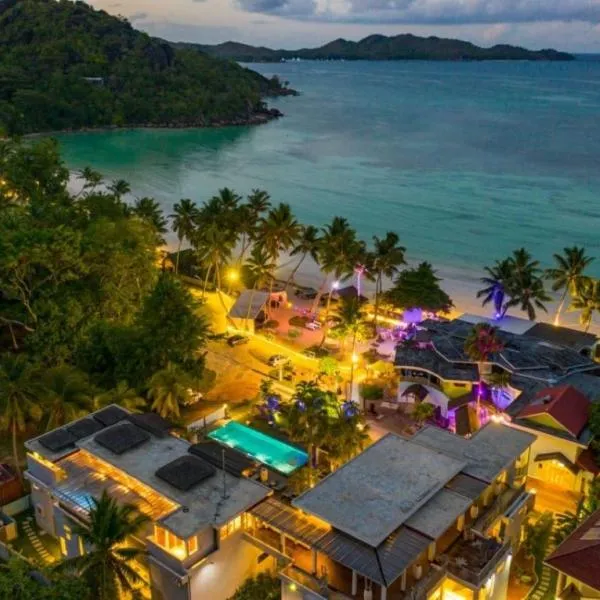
[0,0,286,135]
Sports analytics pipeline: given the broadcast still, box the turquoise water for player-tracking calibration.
[208,421,308,474]
[57,60,600,276]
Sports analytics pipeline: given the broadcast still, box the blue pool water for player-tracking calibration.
[208,421,308,475]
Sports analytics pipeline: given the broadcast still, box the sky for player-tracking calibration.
[91,0,600,52]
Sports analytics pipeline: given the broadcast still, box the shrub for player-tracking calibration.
[228,573,280,600]
[361,383,384,401]
[263,320,279,330]
[288,328,301,339]
[289,315,309,327]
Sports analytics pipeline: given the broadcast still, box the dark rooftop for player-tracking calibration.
[189,440,256,477]
[156,455,216,492]
[66,418,104,440]
[92,405,129,427]
[396,318,598,385]
[38,428,77,453]
[95,423,150,455]
[526,322,597,351]
[127,412,174,437]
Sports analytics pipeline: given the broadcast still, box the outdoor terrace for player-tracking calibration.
[444,535,509,588]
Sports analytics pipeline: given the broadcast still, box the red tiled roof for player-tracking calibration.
[518,385,590,438]
[576,448,600,475]
[546,509,600,591]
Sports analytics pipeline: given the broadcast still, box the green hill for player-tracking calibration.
[197,34,574,62]
[0,0,289,135]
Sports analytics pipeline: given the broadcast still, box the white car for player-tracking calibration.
[305,320,322,331]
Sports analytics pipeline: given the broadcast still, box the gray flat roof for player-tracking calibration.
[294,434,466,547]
[406,488,473,539]
[228,290,269,320]
[77,426,269,539]
[412,423,535,484]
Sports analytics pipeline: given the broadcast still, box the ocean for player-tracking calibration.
[57,59,600,282]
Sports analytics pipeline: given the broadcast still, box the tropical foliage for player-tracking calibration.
[0,0,287,135]
[59,491,149,600]
[385,262,453,314]
[227,573,280,600]
[568,277,600,332]
[554,479,600,545]
[0,557,90,600]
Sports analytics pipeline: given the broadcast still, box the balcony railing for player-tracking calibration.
[473,484,527,534]
[281,565,330,599]
[445,538,509,588]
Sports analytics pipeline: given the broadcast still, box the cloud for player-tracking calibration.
[236,0,317,18]
[236,0,600,25]
[129,11,149,21]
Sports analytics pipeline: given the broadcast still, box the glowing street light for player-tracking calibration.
[331,280,340,291]
[226,269,239,283]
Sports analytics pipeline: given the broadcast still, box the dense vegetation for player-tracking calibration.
[197,34,573,63]
[0,0,288,135]
[0,138,208,476]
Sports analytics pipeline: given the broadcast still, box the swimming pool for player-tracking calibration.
[208,422,308,475]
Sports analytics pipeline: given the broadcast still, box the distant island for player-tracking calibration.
[0,0,293,136]
[193,34,574,63]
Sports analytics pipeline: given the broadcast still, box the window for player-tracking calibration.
[59,537,67,556]
[64,525,72,541]
[78,537,85,556]
[220,515,243,540]
[153,525,186,560]
[187,536,198,555]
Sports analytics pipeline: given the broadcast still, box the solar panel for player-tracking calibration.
[156,455,216,491]
[95,423,150,455]
[38,429,77,453]
[127,413,173,437]
[67,418,104,440]
[93,406,129,427]
[189,441,255,476]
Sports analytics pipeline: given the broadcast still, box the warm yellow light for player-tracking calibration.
[529,488,537,495]
[226,269,239,282]
[289,583,297,592]
[352,353,359,364]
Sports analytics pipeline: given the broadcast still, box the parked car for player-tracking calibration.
[296,288,318,299]
[268,354,289,367]
[228,334,249,347]
[305,320,322,331]
[302,349,317,359]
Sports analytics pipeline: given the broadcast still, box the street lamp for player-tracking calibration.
[226,269,239,294]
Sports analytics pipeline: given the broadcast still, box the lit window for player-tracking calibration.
[78,537,84,556]
[220,515,243,540]
[187,536,198,555]
[59,537,67,556]
[64,525,72,541]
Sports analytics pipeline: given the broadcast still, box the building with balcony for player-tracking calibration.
[252,422,535,600]
[394,317,600,435]
[546,508,600,599]
[24,406,275,600]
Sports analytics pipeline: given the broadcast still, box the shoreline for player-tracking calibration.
[24,109,284,139]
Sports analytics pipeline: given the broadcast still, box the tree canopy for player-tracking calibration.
[0,0,286,135]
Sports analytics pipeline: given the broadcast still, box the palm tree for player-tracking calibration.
[477,258,513,319]
[281,382,332,484]
[133,198,168,238]
[554,480,600,545]
[244,245,276,328]
[371,232,406,327]
[569,277,600,332]
[237,189,271,263]
[326,403,368,469]
[194,223,236,310]
[77,167,102,195]
[0,354,43,481]
[255,203,301,313]
[94,381,147,412]
[169,199,199,274]
[285,225,321,289]
[147,363,192,420]
[317,217,364,343]
[334,297,368,401]
[464,324,505,413]
[546,247,594,326]
[107,179,131,200]
[60,491,150,600]
[504,248,550,320]
[413,402,435,426]
[212,187,242,213]
[42,365,93,430]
